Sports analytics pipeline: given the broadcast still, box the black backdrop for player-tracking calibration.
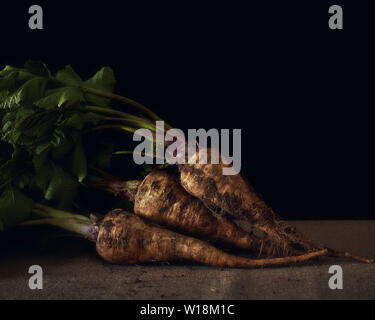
[1,1,374,219]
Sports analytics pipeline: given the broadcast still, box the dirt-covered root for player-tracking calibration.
[249,202,320,252]
[134,170,276,255]
[178,148,319,253]
[96,209,182,264]
[96,209,328,267]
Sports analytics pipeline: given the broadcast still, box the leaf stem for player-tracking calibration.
[85,125,138,135]
[20,217,98,242]
[83,106,157,131]
[33,203,91,222]
[21,202,99,241]
[84,105,142,121]
[102,117,156,131]
[113,150,167,162]
[80,86,172,129]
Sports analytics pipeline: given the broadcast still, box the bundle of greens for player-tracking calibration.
[0,61,161,231]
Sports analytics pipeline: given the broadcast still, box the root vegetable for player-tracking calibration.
[96,209,328,267]
[133,170,282,256]
[96,170,286,256]
[96,169,374,263]
[178,148,318,252]
[178,148,373,263]
[23,205,373,266]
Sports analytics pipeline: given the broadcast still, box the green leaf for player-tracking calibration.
[0,90,9,102]
[0,65,34,84]
[0,146,26,189]
[35,87,84,109]
[35,142,50,155]
[2,121,12,132]
[0,65,21,77]
[32,127,65,154]
[44,166,78,208]
[3,108,60,148]
[51,137,73,161]
[0,187,34,232]
[0,91,19,109]
[0,77,46,109]
[63,113,83,130]
[51,127,65,146]
[16,77,47,105]
[61,111,103,129]
[85,66,115,91]
[0,71,17,91]
[56,65,82,86]
[84,67,116,106]
[35,163,78,209]
[2,107,35,144]
[71,135,87,183]
[24,61,51,77]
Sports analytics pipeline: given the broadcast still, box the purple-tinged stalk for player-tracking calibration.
[21,218,98,241]
[93,179,140,202]
[21,204,99,241]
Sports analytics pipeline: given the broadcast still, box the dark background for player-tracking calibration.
[1,1,373,219]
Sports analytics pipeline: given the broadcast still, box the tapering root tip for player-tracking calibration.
[328,250,374,264]
[243,248,329,269]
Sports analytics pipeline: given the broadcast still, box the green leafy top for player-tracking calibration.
[0,61,163,232]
